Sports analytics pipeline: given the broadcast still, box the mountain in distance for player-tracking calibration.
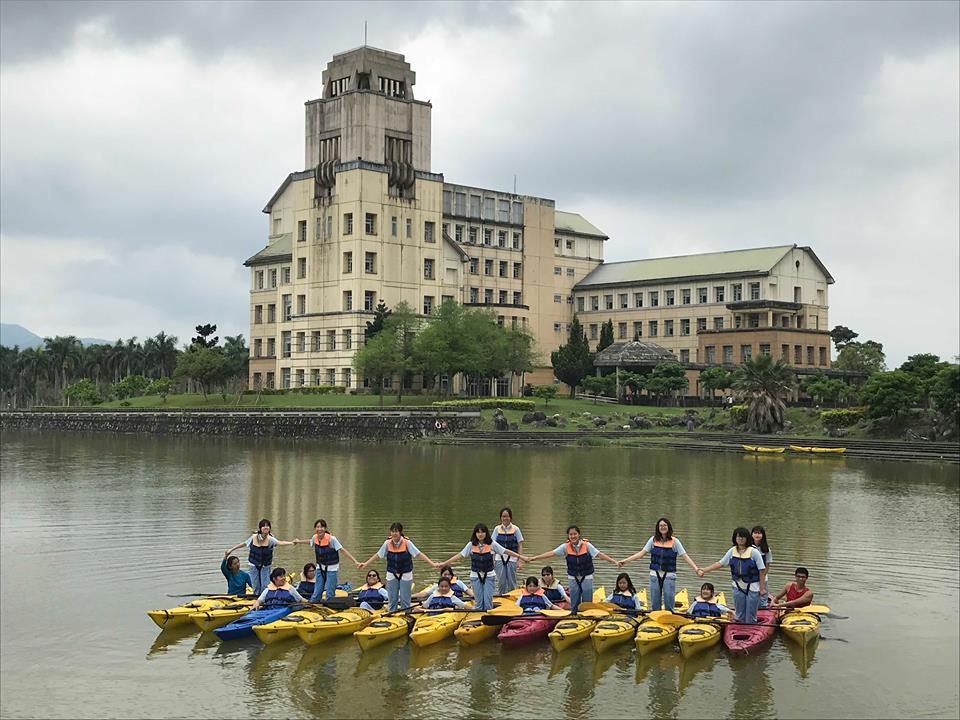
[0,323,111,349]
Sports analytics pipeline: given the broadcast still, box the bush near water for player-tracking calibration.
[432,399,535,411]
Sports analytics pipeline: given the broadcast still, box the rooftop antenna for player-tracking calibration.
[364,21,368,46]
[513,174,517,194]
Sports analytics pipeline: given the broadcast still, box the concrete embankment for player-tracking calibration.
[0,409,480,442]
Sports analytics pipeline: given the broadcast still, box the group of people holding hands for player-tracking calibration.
[221,509,813,625]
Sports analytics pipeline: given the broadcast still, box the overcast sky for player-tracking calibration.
[1,0,957,365]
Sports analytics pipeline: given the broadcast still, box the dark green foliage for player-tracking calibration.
[550,316,594,398]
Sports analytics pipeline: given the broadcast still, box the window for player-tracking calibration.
[816,288,825,304]
[698,287,707,303]
[282,331,291,358]
[681,289,691,305]
[664,320,674,337]
[498,200,510,222]
[282,294,292,321]
[513,262,522,279]
[748,313,760,328]
[499,261,507,278]
[794,345,803,364]
[326,215,333,238]
[344,213,353,235]
[554,266,562,275]
[666,290,675,306]
[281,266,291,284]
[269,269,277,288]
[342,368,351,387]
[254,305,263,324]
[253,372,262,388]
[364,291,376,312]
[723,345,734,364]
[273,217,281,234]
[298,220,307,242]
[455,225,463,243]
[483,197,495,220]
[265,370,275,388]
[649,321,658,337]
[633,321,642,339]
[325,369,334,386]
[469,258,479,274]
[634,292,643,308]
[782,315,791,328]
[760,343,771,356]
[391,216,398,237]
[267,304,276,323]
[442,295,454,305]
[498,290,507,305]
[513,291,522,305]
[566,268,575,277]
[696,317,707,332]
[714,286,725,302]
[554,322,562,332]
[253,339,262,357]
[565,238,574,250]
[405,218,412,238]
[794,286,802,303]
[455,192,466,215]
[554,294,562,303]
[365,213,377,235]
[343,291,353,311]
[312,331,321,351]
[442,191,451,214]
[513,232,521,250]
[713,317,724,330]
[618,322,627,339]
[590,296,599,311]
[484,288,493,303]
[554,237,560,249]
[679,349,690,363]
[498,230,507,248]
[780,344,789,360]
[267,338,275,357]
[484,259,493,275]
[296,294,306,315]
[496,316,505,327]
[343,252,353,273]
[732,284,743,302]
[423,296,434,314]
[255,270,264,290]
[590,324,598,340]
[649,291,659,307]
[314,217,322,241]
[680,319,690,336]
[483,229,492,246]
[511,202,523,224]
[705,346,716,363]
[577,297,585,311]
[470,194,481,217]
[819,347,827,366]
[618,293,628,309]
[281,367,291,389]
[296,332,305,353]
[604,295,614,310]
[750,282,761,300]
[468,227,478,244]
[297,257,306,279]
[741,344,752,362]
[470,287,479,303]
[423,258,434,280]
[806,346,815,365]
[424,221,435,243]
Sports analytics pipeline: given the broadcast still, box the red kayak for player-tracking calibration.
[723,609,778,655]
[498,603,569,648]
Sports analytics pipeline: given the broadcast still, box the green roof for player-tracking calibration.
[576,245,799,288]
[243,233,292,267]
[555,211,608,239]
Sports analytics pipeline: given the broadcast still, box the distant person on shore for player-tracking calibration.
[224,519,300,595]
[491,507,525,593]
[619,517,703,612]
[307,519,361,603]
[250,567,306,610]
[220,554,252,596]
[751,525,773,607]
[773,567,814,608]
[357,522,440,612]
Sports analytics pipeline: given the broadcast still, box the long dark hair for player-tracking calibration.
[471,523,491,546]
[732,527,751,548]
[615,572,637,594]
[257,519,272,536]
[751,525,770,554]
[654,517,673,543]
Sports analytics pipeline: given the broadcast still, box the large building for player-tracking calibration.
[244,46,834,395]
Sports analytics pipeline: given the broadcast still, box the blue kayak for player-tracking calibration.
[214,605,299,641]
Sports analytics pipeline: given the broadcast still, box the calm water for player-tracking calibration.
[1,430,958,719]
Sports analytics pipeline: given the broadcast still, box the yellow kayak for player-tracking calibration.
[789,445,813,453]
[354,614,413,651]
[252,606,336,645]
[296,608,373,646]
[812,447,846,454]
[549,616,599,652]
[742,445,786,453]
[190,600,257,632]
[409,610,466,648]
[590,615,638,654]
[677,591,729,658]
[455,611,502,646]
[780,611,821,646]
[147,596,239,629]
[635,618,678,656]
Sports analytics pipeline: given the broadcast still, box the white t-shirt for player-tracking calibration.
[377,538,421,582]
[552,542,600,580]
[491,525,525,565]
[459,541,508,580]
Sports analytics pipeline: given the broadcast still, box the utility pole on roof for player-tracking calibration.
[364,21,368,46]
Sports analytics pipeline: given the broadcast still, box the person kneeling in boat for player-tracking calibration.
[691,583,734,620]
[296,563,318,599]
[540,567,568,605]
[773,567,814,609]
[605,572,643,613]
[357,570,390,611]
[221,553,252,596]
[518,577,556,613]
[421,576,469,611]
[251,567,306,610]
[413,565,472,601]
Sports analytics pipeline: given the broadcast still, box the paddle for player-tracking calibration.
[165,593,255,599]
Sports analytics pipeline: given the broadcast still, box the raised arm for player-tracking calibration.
[415,551,438,569]
[436,551,465,568]
[595,550,619,566]
[358,550,381,569]
[225,542,246,556]
[699,561,722,576]
[682,554,701,574]
[527,550,557,562]
[337,542,360,566]
[620,548,648,564]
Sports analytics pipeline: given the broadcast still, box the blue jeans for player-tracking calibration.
[568,576,593,612]
[649,573,677,611]
[385,577,413,612]
[309,567,339,602]
[471,575,496,611]
[732,583,761,623]
[494,559,518,594]
[249,565,270,595]
[758,590,768,609]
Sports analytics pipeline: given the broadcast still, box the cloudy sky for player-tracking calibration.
[1,0,957,365]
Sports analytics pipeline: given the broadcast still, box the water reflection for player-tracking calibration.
[146,626,198,658]
[728,653,775,718]
[677,645,722,696]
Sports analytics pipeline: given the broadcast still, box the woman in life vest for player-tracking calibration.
[436,523,526,611]
[421,575,469,611]
[358,522,439,612]
[690,582,734,619]
[619,517,702,612]
[539,566,568,605]
[491,507,525,593]
[251,567,306,610]
[772,567,814,609]
[527,525,619,612]
[605,572,643,612]
[751,525,773,607]
[296,564,317,598]
[699,527,767,624]
[357,570,391,611]
[224,519,300,595]
[307,519,360,603]
[517,576,555,613]
[413,565,472,600]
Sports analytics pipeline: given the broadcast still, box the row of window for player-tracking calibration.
[254,294,303,323]
[287,214,436,244]
[254,330,357,359]
[467,288,523,305]
[468,258,522,278]
[443,223,522,250]
[253,367,353,390]
[442,191,523,225]
[578,283,762,312]
[554,266,577,278]
[702,344,828,367]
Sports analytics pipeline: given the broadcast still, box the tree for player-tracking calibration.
[801,375,848,405]
[930,365,959,427]
[733,355,795,433]
[383,302,419,403]
[829,325,859,351]
[898,353,950,405]
[834,340,886,374]
[174,347,231,397]
[503,325,537,397]
[550,316,594,398]
[144,332,179,377]
[597,320,614,352]
[191,324,219,349]
[112,374,151,400]
[365,301,393,340]
[353,327,401,406]
[646,362,689,405]
[533,385,558,406]
[699,367,733,401]
[64,378,100,406]
[412,301,474,396]
[581,375,607,404]
[860,370,922,420]
[146,377,174,402]
[43,335,83,400]
[222,335,249,390]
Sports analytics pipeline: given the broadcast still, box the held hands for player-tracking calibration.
[356,561,366,570]
[696,568,705,577]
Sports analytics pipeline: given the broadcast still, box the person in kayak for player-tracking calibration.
[527,525,619,612]
[772,567,814,608]
[435,523,526,611]
[618,517,702,612]
[413,565,472,600]
[691,582,734,619]
[358,522,439,612]
[421,575,469,611]
[296,563,317,598]
[540,566,569,605]
[491,507,525,593]
[250,567,306,610]
[605,572,643,612]
[224,519,300,595]
[518,576,556,613]
[220,554,252,596]
[751,525,773,608]
[699,527,766,624]
[357,570,391,611]
[306,519,361,603]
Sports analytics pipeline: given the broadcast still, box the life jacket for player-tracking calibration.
[449,578,466,598]
[471,543,495,576]
[730,548,761,586]
[425,590,456,610]
[650,538,678,574]
[248,536,274,569]
[691,598,723,617]
[262,583,296,607]
[296,580,316,597]
[358,582,386,609]
[542,582,565,603]
[518,588,548,611]
[564,540,595,578]
[313,532,340,568]
[610,592,637,611]
[495,525,520,553]
[786,583,811,605]
[385,537,414,578]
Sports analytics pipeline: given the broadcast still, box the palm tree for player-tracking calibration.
[43,336,83,400]
[144,332,178,378]
[732,354,795,433]
[222,335,249,390]
[121,337,143,377]
[18,346,48,406]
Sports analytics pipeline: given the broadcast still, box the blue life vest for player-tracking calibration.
[296,580,315,597]
[519,590,549,612]
[471,544,495,575]
[385,538,414,578]
[425,593,456,610]
[650,539,678,574]
[731,550,761,585]
[313,533,340,568]
[543,586,565,603]
[495,526,520,553]
[248,539,274,569]
[611,592,637,611]
[564,541,595,578]
[691,600,722,617]
[262,586,296,607]
[358,584,386,609]
[450,579,466,598]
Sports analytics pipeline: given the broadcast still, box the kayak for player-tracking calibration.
[590,615,638,654]
[190,600,257,632]
[742,445,785,453]
[812,447,846,454]
[215,605,299,641]
[635,618,678,656]
[678,621,723,658]
[673,588,690,614]
[354,615,414,651]
[723,608,778,655]
[455,611,501,646]
[499,614,559,648]
[409,611,464,648]
[548,609,609,652]
[780,611,820,646]
[296,608,373,646]
[147,596,240,629]
[789,445,813,453]
[252,606,335,645]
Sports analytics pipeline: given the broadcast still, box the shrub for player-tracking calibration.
[240,386,346,396]
[432,399,535,411]
[64,379,100,406]
[820,408,865,429]
[729,404,748,424]
[532,385,559,405]
[112,375,151,400]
